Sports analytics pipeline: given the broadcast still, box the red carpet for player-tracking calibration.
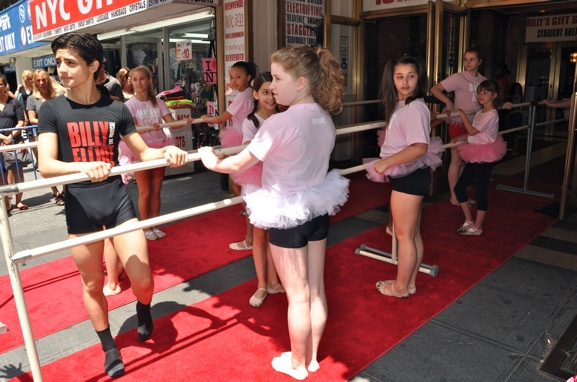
[0,173,384,354]
[0,205,249,354]
[12,180,558,381]
[331,171,391,224]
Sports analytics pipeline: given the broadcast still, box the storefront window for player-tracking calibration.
[167,19,213,102]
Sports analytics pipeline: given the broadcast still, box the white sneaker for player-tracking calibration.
[152,228,166,238]
[144,230,158,241]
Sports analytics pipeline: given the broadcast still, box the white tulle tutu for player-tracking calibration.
[243,169,350,229]
[118,134,176,184]
[231,161,263,187]
[218,127,243,148]
[457,137,507,163]
[363,136,444,183]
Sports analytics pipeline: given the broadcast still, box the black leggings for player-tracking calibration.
[454,162,495,211]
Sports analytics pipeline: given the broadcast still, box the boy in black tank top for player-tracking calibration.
[37,32,188,378]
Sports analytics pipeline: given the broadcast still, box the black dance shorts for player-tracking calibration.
[389,167,430,197]
[65,176,137,234]
[269,214,330,249]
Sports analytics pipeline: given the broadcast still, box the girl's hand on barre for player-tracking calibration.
[151,123,161,130]
[198,146,219,170]
[373,159,388,175]
[171,118,196,129]
[163,146,188,167]
[80,162,112,182]
[502,102,513,110]
[430,110,448,129]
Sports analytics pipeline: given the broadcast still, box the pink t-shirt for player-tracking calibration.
[249,103,335,193]
[380,99,430,159]
[125,97,171,142]
[441,71,486,123]
[468,109,499,145]
[226,87,254,136]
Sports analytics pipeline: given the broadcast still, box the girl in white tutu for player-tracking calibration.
[199,45,349,380]
[366,56,443,299]
[453,79,507,236]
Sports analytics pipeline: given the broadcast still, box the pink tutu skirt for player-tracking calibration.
[363,136,443,183]
[243,169,350,229]
[118,133,176,184]
[377,127,386,147]
[231,161,263,187]
[457,137,507,163]
[218,127,243,148]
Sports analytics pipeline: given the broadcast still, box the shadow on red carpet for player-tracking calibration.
[0,172,384,354]
[13,180,558,381]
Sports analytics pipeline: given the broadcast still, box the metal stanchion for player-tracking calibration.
[496,102,555,199]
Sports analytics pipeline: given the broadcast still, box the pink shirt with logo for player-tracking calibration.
[441,71,486,123]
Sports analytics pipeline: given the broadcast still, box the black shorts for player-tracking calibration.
[65,176,137,234]
[269,214,330,249]
[389,168,430,197]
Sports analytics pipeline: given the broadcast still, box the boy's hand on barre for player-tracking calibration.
[163,146,188,167]
[80,162,112,182]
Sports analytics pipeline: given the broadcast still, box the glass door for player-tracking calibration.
[524,44,577,136]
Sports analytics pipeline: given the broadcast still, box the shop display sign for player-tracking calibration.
[29,0,148,40]
[176,41,193,61]
[0,0,47,55]
[525,13,577,43]
[285,0,324,46]
[202,58,217,84]
[32,53,55,68]
[223,0,246,111]
[148,0,218,9]
[223,0,245,70]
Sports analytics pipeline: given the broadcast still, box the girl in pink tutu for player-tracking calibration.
[430,46,486,205]
[199,45,349,380]
[231,72,284,307]
[365,56,443,299]
[201,62,258,242]
[453,79,507,236]
[119,66,193,240]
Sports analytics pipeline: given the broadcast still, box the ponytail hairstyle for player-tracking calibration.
[379,55,428,124]
[478,79,502,109]
[247,72,274,128]
[131,66,158,107]
[231,61,259,87]
[270,44,344,115]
